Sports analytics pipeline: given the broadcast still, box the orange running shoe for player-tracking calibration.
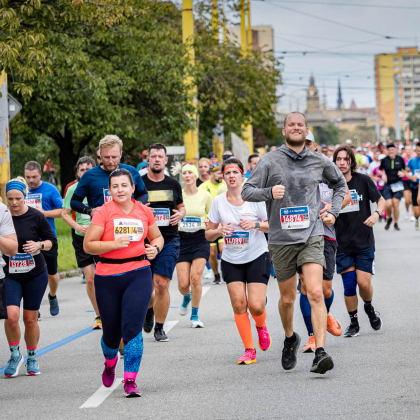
[302,335,316,353]
[327,313,342,336]
[238,348,257,365]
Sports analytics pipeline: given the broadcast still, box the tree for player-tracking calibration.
[314,121,340,145]
[407,104,420,139]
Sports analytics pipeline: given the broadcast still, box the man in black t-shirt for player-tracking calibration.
[333,145,385,338]
[142,143,185,342]
[378,143,406,231]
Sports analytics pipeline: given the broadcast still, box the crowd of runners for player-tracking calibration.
[1,112,417,396]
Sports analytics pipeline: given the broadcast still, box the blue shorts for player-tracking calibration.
[6,269,49,311]
[150,238,180,280]
[382,184,403,201]
[336,247,375,275]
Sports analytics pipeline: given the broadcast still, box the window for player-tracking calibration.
[403,56,411,61]
[414,80,420,84]
[405,88,412,91]
[394,58,400,63]
[394,66,400,71]
[413,57,420,62]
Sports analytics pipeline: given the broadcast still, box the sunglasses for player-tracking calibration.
[182,162,197,167]
[210,163,221,169]
[97,155,101,159]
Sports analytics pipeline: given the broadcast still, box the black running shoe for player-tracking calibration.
[143,310,154,333]
[344,323,360,337]
[394,223,400,231]
[364,304,382,331]
[154,327,169,342]
[385,217,393,230]
[281,332,300,370]
[310,350,334,374]
[213,273,221,285]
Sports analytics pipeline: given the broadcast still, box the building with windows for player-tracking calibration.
[306,75,320,113]
[227,25,274,53]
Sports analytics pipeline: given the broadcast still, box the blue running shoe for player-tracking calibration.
[4,353,23,378]
[27,358,41,376]
[48,294,59,316]
[81,275,86,284]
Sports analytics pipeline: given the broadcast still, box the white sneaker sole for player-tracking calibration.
[179,301,190,316]
[5,355,24,378]
[191,320,204,328]
[27,362,41,376]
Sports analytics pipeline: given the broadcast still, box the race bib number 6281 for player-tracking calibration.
[114,219,144,241]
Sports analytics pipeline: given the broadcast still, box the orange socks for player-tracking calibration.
[252,308,267,328]
[234,313,254,349]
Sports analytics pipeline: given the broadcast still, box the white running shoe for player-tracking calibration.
[204,269,214,279]
[415,219,419,231]
[411,215,415,222]
[404,211,410,220]
[179,297,191,316]
[191,319,204,328]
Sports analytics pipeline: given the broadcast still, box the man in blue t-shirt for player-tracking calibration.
[24,160,63,317]
[404,143,420,230]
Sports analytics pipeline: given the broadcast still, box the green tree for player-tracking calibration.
[314,121,340,145]
[407,104,420,138]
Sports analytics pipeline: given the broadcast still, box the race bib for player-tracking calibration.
[414,169,420,179]
[114,219,144,241]
[340,190,360,214]
[24,193,42,209]
[224,232,250,250]
[103,189,113,204]
[9,253,35,274]
[80,213,91,220]
[390,181,404,193]
[179,217,202,232]
[154,208,170,227]
[280,206,310,229]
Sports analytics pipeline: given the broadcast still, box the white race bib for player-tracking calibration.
[80,213,91,220]
[179,217,202,232]
[414,169,420,179]
[280,206,310,229]
[114,219,144,242]
[103,189,113,204]
[224,232,250,250]
[340,190,360,214]
[24,193,42,209]
[154,208,170,227]
[390,181,404,193]
[9,253,35,274]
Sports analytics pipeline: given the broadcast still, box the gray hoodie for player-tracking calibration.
[241,144,346,245]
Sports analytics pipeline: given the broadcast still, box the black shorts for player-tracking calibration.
[210,236,224,248]
[72,234,95,268]
[221,252,271,285]
[412,188,419,207]
[403,180,411,191]
[178,230,210,263]
[323,238,338,281]
[42,243,58,275]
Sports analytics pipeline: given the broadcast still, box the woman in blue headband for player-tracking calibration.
[3,177,57,378]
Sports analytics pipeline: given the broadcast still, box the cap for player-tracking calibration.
[305,130,315,142]
[356,147,362,152]
[208,152,217,158]
[142,150,148,158]
[387,143,396,149]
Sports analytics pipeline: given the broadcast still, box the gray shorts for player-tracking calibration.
[269,235,326,282]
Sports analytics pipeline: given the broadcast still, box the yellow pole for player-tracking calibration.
[222,0,227,44]
[212,0,219,40]
[240,0,247,52]
[247,0,252,52]
[182,0,199,162]
[0,71,10,203]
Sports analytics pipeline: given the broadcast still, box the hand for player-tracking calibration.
[76,225,89,236]
[91,207,101,217]
[238,219,256,231]
[321,212,336,226]
[364,212,379,227]
[145,244,158,260]
[170,209,183,226]
[204,219,209,227]
[221,222,235,237]
[320,201,332,215]
[114,235,130,249]
[382,173,387,184]
[23,240,41,254]
[272,185,285,200]
[397,170,405,178]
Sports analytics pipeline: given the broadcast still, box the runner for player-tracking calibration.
[95,146,102,165]
[404,143,420,230]
[402,144,414,220]
[141,143,185,342]
[378,143,405,231]
[245,154,260,179]
[242,112,347,374]
[197,158,211,187]
[172,162,212,328]
[3,177,57,377]
[199,163,224,284]
[84,168,163,397]
[208,152,218,166]
[136,150,148,172]
[206,158,272,364]
[62,156,101,329]
[24,161,63,317]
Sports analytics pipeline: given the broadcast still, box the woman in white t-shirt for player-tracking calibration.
[206,158,272,365]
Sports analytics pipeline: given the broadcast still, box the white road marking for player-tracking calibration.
[80,379,123,408]
[163,320,178,333]
[202,286,211,297]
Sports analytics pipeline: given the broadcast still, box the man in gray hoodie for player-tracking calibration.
[242,111,346,375]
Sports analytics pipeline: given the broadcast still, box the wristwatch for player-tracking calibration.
[375,210,381,217]
[255,222,260,230]
[39,242,44,250]
[87,207,93,216]
[154,245,160,254]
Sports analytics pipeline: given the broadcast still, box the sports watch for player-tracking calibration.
[255,222,260,230]
[154,245,160,254]
[39,242,44,250]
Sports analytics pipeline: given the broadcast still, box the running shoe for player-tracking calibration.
[4,353,23,378]
[404,211,410,220]
[394,223,400,231]
[303,335,316,353]
[310,350,334,374]
[343,323,360,337]
[81,275,86,284]
[204,268,214,279]
[102,356,119,388]
[411,215,416,222]
[26,358,41,376]
[37,312,41,321]
[143,310,154,333]
[119,339,124,356]
[256,325,271,351]
[48,294,59,316]
[93,316,102,330]
[385,217,393,230]
[327,313,343,336]
[281,333,300,370]
[364,304,383,331]
[213,273,221,285]
[191,319,204,328]
[124,379,141,398]
[179,296,191,316]
[154,327,169,342]
[237,348,256,365]
[415,219,419,231]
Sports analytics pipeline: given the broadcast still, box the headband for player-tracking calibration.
[181,163,199,178]
[6,181,27,197]
[223,165,244,175]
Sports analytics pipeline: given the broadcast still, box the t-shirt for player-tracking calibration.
[3,207,57,281]
[318,183,335,240]
[407,156,420,189]
[73,163,148,209]
[196,178,204,187]
[199,179,224,199]
[379,156,406,185]
[27,181,63,236]
[335,173,381,254]
[0,203,16,279]
[64,180,77,222]
[91,199,155,276]
[367,160,381,176]
[372,167,384,191]
[142,174,183,243]
[208,193,268,264]
[63,182,91,237]
[179,189,212,232]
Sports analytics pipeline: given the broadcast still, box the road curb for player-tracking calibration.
[59,268,83,279]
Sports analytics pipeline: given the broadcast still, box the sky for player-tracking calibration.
[228,0,420,112]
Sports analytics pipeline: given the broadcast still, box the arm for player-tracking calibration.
[364,196,385,227]
[0,234,18,257]
[342,186,352,209]
[70,193,95,216]
[242,161,276,202]
[322,163,347,219]
[83,224,129,255]
[62,208,88,236]
[145,223,164,260]
[38,208,63,218]
[23,213,57,253]
[205,221,224,242]
[238,219,269,233]
[170,203,186,226]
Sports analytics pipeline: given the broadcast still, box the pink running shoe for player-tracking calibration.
[238,348,257,365]
[256,325,272,351]
[124,379,141,398]
[102,357,119,388]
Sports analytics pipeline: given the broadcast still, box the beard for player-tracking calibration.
[285,132,305,147]
[150,166,163,174]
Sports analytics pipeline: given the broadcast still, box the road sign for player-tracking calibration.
[8,94,22,122]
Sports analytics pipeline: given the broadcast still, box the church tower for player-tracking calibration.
[337,79,344,110]
[306,74,320,113]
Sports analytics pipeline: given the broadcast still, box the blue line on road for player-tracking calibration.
[86,310,95,313]
[170,306,179,308]
[0,326,94,375]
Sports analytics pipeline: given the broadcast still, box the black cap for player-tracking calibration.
[387,143,396,149]
[208,152,217,158]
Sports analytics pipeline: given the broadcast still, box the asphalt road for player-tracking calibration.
[1,210,419,419]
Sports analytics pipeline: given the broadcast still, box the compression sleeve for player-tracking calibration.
[70,193,91,214]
